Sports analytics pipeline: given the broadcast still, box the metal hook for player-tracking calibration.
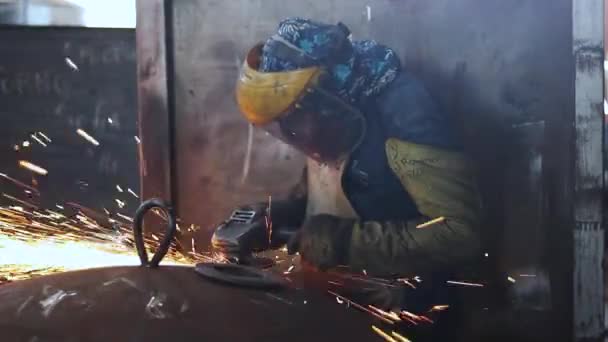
[133,198,177,268]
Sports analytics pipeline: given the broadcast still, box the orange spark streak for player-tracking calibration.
[429,305,450,312]
[30,134,47,147]
[37,132,52,143]
[391,331,412,342]
[328,290,394,325]
[396,278,417,289]
[76,129,100,146]
[2,194,38,209]
[369,305,401,322]
[371,326,397,342]
[0,173,40,195]
[447,280,484,287]
[18,160,48,176]
[416,216,446,229]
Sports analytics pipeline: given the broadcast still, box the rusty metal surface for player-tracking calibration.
[136,0,172,205]
[165,0,574,252]
[136,0,176,240]
[0,266,379,342]
[170,1,306,244]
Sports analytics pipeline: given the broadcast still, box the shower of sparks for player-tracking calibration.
[446,280,484,287]
[65,57,79,71]
[371,325,398,342]
[18,160,48,176]
[30,134,47,147]
[116,185,124,192]
[0,205,194,285]
[38,132,52,143]
[76,129,100,146]
[127,188,139,199]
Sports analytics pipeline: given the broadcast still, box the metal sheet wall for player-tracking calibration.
[0,27,139,216]
[139,0,580,338]
[168,0,572,262]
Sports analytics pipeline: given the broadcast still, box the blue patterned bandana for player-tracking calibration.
[260,17,400,106]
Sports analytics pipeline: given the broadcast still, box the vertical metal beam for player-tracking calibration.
[573,0,605,339]
[136,0,172,204]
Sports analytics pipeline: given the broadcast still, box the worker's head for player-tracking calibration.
[235,18,400,163]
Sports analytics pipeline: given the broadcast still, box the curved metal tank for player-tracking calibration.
[0,265,377,341]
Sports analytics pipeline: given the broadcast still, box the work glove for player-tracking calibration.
[287,214,354,270]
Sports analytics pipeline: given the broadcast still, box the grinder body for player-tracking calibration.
[211,205,298,263]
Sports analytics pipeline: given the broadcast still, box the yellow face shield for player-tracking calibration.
[235,45,366,163]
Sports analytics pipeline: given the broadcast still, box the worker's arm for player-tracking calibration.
[346,138,481,276]
[292,139,481,277]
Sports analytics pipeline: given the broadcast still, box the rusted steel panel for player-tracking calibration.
[138,0,581,338]
[170,0,307,245]
[0,266,379,341]
[166,0,573,307]
[136,0,172,205]
[573,0,605,339]
[136,0,178,241]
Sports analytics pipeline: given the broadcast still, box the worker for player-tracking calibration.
[228,18,481,288]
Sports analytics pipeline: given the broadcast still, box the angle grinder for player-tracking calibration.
[210,204,299,268]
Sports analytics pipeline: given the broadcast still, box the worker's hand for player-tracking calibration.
[287,214,354,271]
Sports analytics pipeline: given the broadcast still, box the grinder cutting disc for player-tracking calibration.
[195,263,287,289]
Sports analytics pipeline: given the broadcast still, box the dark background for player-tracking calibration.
[0,26,139,216]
